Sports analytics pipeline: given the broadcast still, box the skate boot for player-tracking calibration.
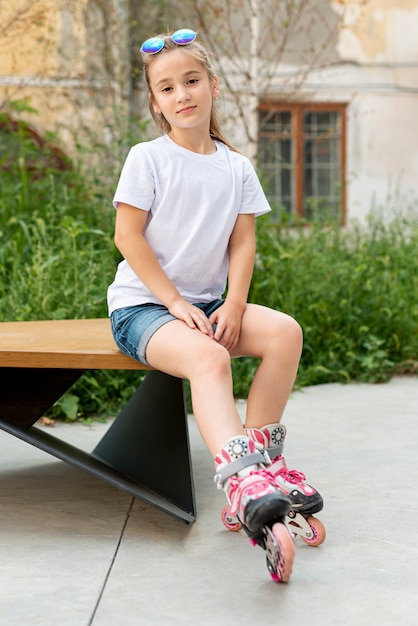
[215,435,296,582]
[246,424,326,546]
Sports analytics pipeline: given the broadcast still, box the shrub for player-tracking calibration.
[1,111,417,418]
[0,111,144,419]
[231,207,418,395]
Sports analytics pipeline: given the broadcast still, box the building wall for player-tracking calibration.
[0,0,130,154]
[221,0,418,221]
[2,1,417,220]
[188,0,418,219]
[333,0,418,219]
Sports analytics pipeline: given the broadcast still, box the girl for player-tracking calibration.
[108,28,323,583]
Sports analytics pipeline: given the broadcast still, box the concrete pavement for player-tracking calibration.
[0,376,417,625]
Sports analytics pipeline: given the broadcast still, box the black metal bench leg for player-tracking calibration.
[0,369,196,524]
[93,370,196,521]
[1,368,83,428]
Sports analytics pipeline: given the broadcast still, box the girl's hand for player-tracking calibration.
[208,302,244,351]
[169,299,215,337]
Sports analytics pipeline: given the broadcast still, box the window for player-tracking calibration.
[258,103,346,224]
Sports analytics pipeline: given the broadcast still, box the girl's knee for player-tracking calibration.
[271,313,303,353]
[195,341,231,377]
[285,314,303,342]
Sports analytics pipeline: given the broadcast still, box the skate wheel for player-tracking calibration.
[301,516,326,547]
[221,505,242,532]
[268,523,296,583]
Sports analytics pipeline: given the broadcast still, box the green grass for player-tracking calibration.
[1,111,417,418]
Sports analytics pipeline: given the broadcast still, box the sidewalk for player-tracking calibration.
[0,376,417,626]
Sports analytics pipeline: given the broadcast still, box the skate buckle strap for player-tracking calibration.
[214,450,268,490]
[267,443,284,458]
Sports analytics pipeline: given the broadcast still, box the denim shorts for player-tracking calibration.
[110,299,224,366]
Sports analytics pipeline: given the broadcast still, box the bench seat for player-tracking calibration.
[0,318,151,369]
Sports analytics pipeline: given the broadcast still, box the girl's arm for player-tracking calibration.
[209,213,256,350]
[114,203,214,336]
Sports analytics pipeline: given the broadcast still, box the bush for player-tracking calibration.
[0,111,144,419]
[1,112,417,418]
[231,207,418,395]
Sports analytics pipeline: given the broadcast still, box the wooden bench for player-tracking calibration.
[0,319,195,524]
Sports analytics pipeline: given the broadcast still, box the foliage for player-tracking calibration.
[232,207,418,395]
[0,109,147,420]
[1,113,417,419]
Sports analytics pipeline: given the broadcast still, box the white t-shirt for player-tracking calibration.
[107,135,271,314]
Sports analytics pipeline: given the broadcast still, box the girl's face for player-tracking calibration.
[148,49,219,135]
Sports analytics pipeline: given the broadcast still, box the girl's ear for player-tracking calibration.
[149,92,161,115]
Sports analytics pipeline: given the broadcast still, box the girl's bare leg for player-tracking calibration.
[145,319,245,456]
[232,304,324,536]
[231,304,303,428]
[146,310,299,579]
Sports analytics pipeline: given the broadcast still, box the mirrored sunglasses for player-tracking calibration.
[140,29,197,55]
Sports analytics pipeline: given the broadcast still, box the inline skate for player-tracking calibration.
[221,424,326,547]
[215,436,296,582]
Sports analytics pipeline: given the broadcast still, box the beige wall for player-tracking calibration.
[2,0,418,219]
[222,0,418,220]
[0,0,130,154]
[333,0,418,219]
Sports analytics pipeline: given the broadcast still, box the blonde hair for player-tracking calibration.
[141,33,238,152]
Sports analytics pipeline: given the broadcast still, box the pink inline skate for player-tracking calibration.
[221,425,326,547]
[215,436,296,583]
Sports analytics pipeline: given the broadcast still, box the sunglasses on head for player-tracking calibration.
[140,28,197,55]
